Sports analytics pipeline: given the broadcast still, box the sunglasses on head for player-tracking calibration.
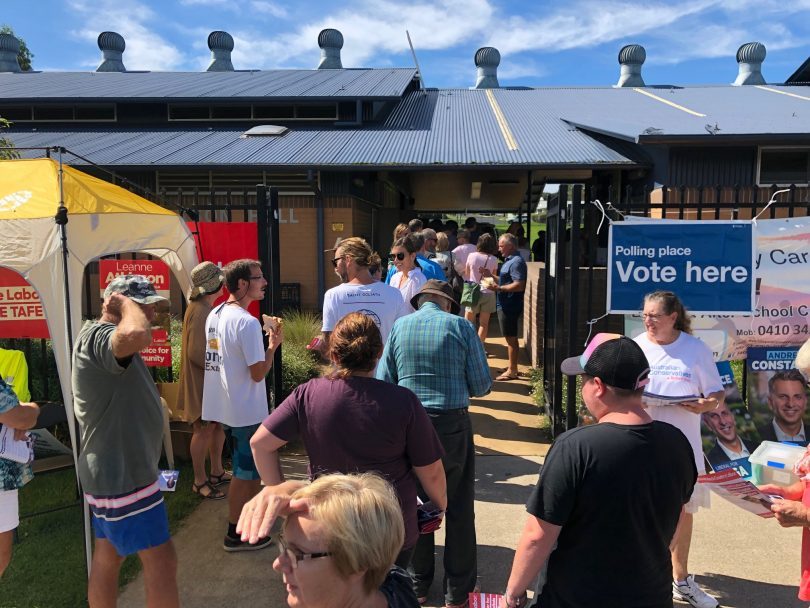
[388,252,406,261]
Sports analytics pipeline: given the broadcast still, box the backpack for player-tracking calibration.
[445,252,464,301]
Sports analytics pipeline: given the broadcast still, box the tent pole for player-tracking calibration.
[55,148,93,579]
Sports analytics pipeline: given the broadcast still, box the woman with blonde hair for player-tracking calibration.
[269,472,419,608]
[242,312,446,568]
[634,290,724,608]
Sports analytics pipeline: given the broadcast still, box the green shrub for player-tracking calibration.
[154,316,183,383]
[281,308,322,349]
[280,342,322,402]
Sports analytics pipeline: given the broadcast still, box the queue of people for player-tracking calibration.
[12,219,808,608]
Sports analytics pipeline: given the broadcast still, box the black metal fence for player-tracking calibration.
[543,183,810,437]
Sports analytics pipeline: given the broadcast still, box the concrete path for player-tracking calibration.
[120,336,805,608]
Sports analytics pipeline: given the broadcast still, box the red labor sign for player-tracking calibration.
[0,267,50,339]
[187,222,260,317]
[99,259,172,367]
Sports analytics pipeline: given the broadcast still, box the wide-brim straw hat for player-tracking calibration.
[188,261,224,300]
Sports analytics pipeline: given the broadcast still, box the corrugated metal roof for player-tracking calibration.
[7,84,808,168]
[0,68,418,100]
[527,84,810,140]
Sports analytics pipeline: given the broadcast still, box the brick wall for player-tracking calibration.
[523,262,622,368]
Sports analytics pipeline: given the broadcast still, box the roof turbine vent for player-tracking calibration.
[97,31,126,72]
[616,44,646,87]
[474,46,500,89]
[207,31,235,72]
[0,33,22,73]
[317,28,344,69]
[734,41,766,86]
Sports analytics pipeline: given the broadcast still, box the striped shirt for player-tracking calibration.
[376,302,492,410]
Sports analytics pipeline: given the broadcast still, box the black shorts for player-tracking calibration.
[497,309,520,337]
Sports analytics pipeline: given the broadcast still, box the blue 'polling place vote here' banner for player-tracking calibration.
[608,220,755,314]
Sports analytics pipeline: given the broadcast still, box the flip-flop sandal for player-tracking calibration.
[209,471,233,487]
[193,480,226,500]
[495,372,519,381]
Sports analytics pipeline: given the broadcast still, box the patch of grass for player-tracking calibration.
[280,308,322,349]
[4,461,198,607]
[528,367,589,434]
[527,368,552,437]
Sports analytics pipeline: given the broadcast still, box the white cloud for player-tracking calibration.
[250,1,288,18]
[179,0,234,7]
[229,0,494,69]
[488,0,717,55]
[497,59,548,82]
[67,0,186,71]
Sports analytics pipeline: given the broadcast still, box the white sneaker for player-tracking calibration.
[672,575,719,608]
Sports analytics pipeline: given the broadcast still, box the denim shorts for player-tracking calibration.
[224,423,261,481]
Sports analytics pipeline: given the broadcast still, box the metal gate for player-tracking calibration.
[542,183,810,438]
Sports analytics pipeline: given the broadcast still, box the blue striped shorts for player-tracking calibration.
[87,481,170,557]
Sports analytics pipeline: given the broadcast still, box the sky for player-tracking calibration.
[2,0,809,88]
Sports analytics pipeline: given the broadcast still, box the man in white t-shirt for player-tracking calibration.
[452,229,476,280]
[202,259,282,552]
[322,237,407,349]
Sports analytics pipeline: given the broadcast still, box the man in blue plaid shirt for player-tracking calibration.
[378,279,491,608]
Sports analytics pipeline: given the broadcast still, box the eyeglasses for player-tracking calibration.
[388,252,406,261]
[641,313,664,320]
[330,257,343,268]
[277,533,332,568]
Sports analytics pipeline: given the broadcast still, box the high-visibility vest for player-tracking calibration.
[0,349,30,402]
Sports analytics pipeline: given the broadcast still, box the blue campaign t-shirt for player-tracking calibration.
[498,254,527,314]
[385,254,446,283]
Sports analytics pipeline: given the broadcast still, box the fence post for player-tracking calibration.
[565,185,582,431]
[257,185,283,407]
[543,186,569,437]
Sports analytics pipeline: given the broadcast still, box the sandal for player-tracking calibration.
[209,471,233,487]
[495,371,519,381]
[192,480,226,500]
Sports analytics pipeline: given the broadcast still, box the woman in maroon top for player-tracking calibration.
[240,312,447,567]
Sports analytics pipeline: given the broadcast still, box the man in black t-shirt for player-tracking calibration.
[501,333,697,608]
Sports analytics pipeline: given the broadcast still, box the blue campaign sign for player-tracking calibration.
[608,220,755,314]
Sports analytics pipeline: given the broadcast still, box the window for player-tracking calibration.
[0,107,32,121]
[211,105,252,119]
[75,105,116,121]
[33,106,73,120]
[296,104,337,119]
[169,105,210,120]
[254,104,295,119]
[758,148,810,185]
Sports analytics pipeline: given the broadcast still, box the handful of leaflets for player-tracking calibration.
[158,469,179,492]
[468,592,503,608]
[698,468,777,518]
[417,500,444,534]
[641,391,700,407]
[262,314,283,336]
[0,424,34,464]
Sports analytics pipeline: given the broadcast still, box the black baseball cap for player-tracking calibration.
[560,333,650,391]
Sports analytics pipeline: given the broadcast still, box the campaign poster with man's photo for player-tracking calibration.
[701,362,760,479]
[746,346,809,448]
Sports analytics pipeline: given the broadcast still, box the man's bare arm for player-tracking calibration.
[109,295,152,359]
